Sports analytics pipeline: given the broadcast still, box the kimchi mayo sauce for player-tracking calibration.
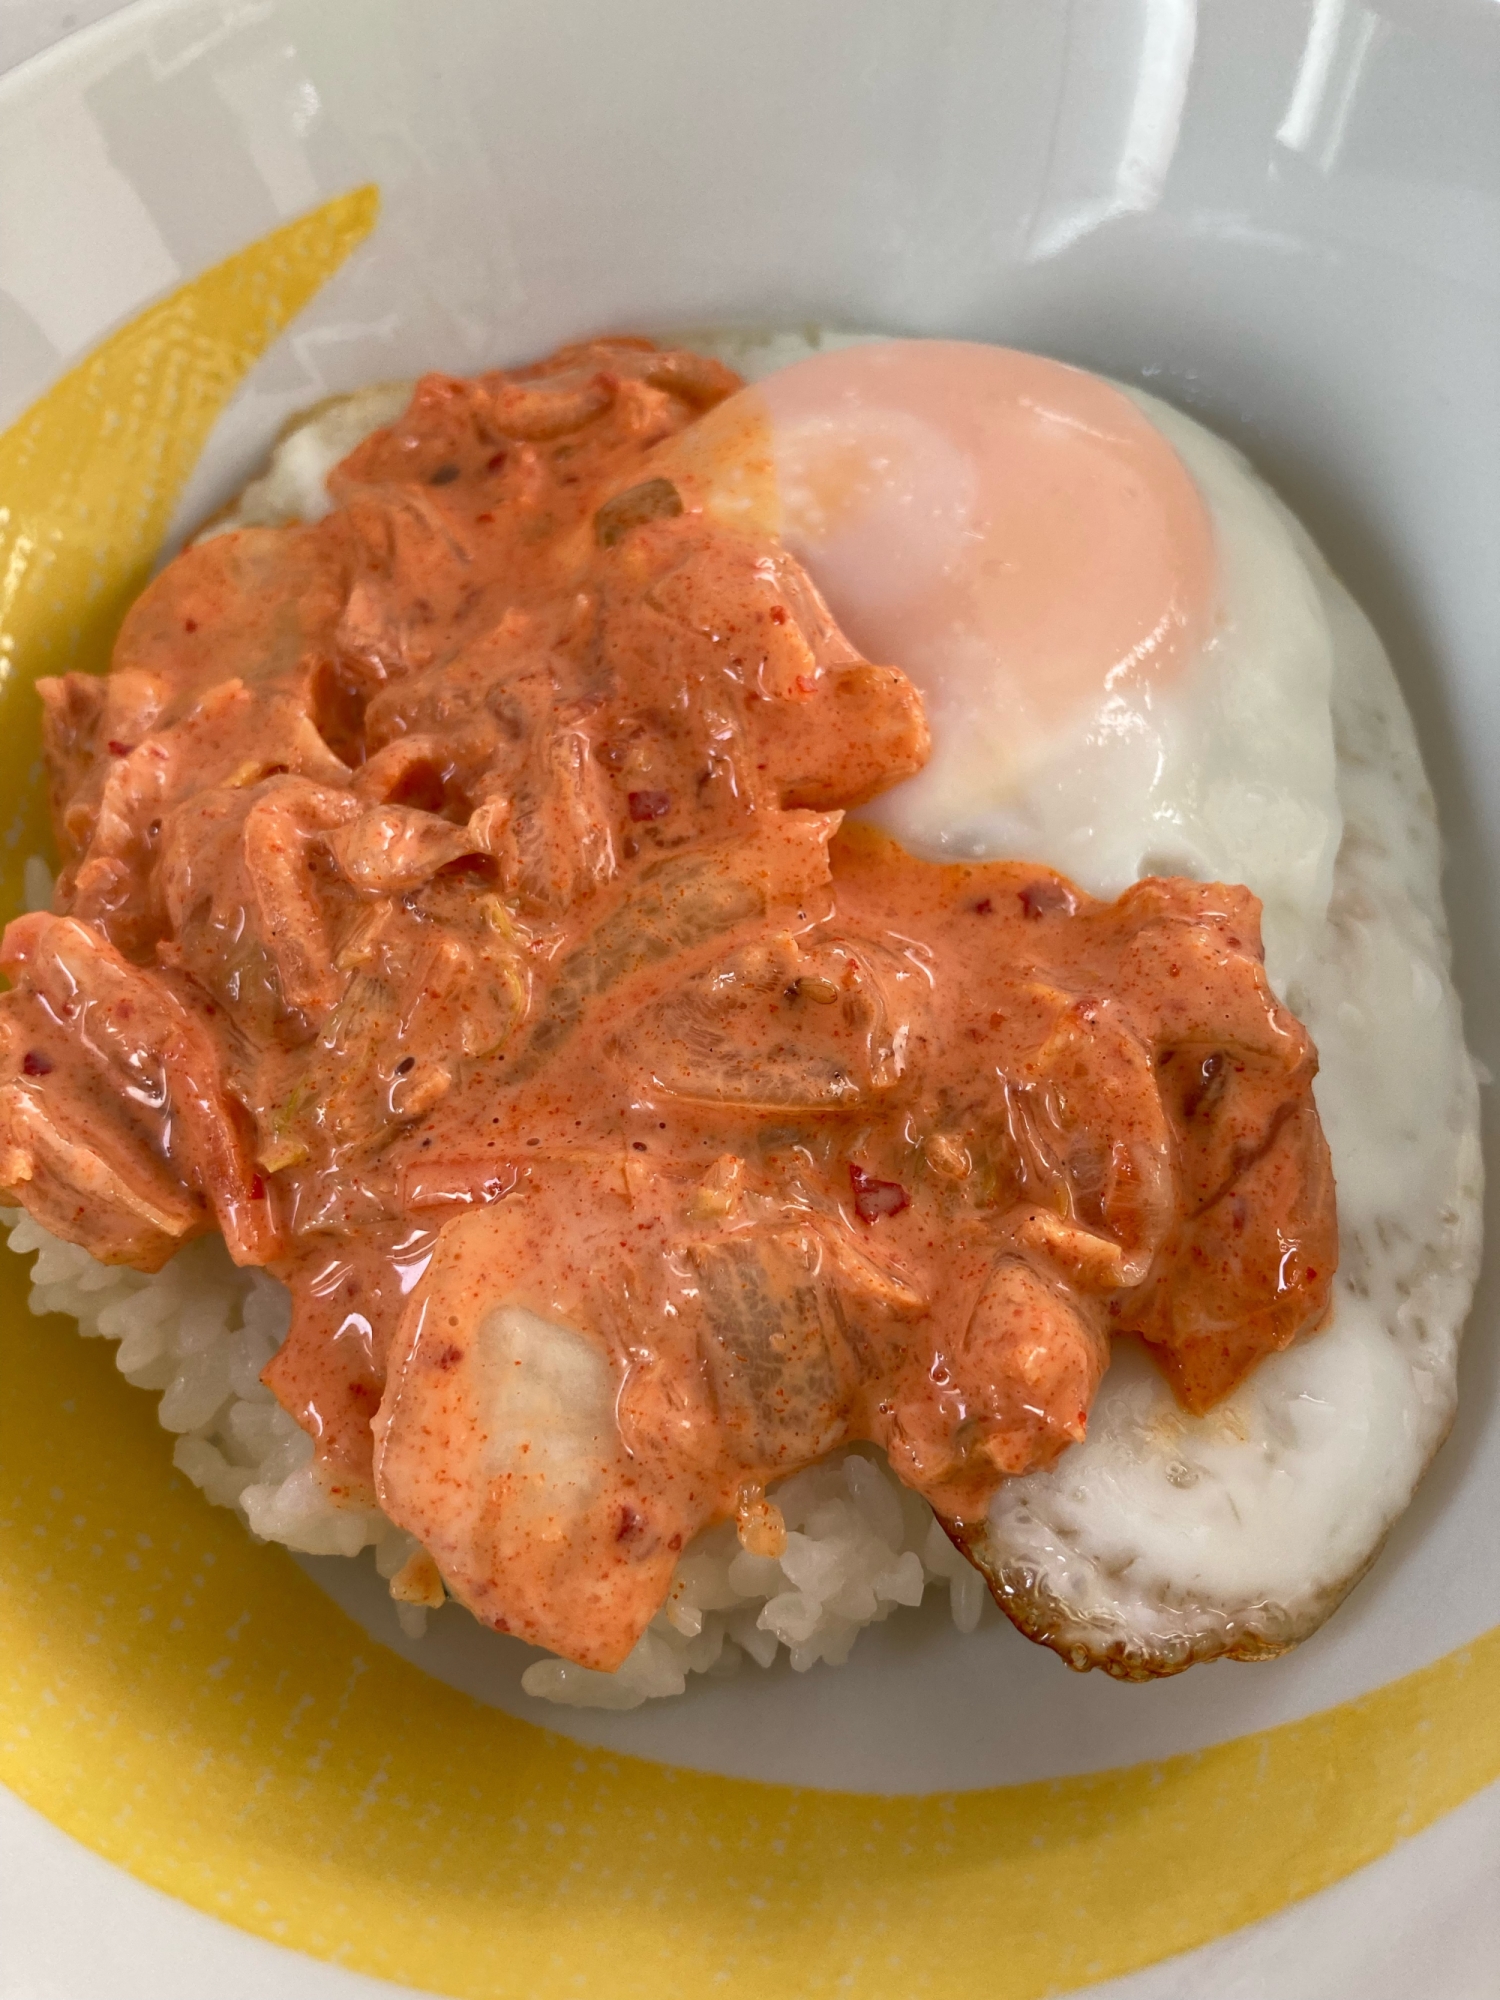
[0,340,1335,1669]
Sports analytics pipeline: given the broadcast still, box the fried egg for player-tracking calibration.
[656,335,1341,999]
[213,331,1481,1680]
[693,331,1480,1675]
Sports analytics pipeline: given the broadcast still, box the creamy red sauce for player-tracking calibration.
[0,338,1336,1671]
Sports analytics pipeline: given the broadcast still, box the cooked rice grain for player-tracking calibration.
[1,1207,986,1700]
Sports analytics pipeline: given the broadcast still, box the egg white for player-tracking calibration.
[970,538,1482,1671]
[212,331,1483,1678]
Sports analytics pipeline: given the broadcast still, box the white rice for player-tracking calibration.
[0,1204,986,1703]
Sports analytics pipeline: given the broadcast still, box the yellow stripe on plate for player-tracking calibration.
[1,193,1496,2000]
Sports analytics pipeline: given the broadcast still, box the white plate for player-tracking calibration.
[1,2,1498,1994]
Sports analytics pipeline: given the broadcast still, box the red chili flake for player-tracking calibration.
[971,897,993,916]
[432,1343,464,1371]
[21,1050,53,1076]
[1019,879,1075,920]
[249,1173,266,1201]
[849,1162,909,1224]
[769,605,788,625]
[107,740,133,757]
[486,450,508,472]
[475,511,495,524]
[628,789,672,822]
[615,1506,644,1543]
[184,617,199,633]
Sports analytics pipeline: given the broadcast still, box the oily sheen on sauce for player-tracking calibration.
[0,339,1335,1672]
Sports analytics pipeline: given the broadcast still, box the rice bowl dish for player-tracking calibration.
[0,322,1478,1716]
[6,4,1500,1993]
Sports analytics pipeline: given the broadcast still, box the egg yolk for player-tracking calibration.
[650,340,1218,831]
